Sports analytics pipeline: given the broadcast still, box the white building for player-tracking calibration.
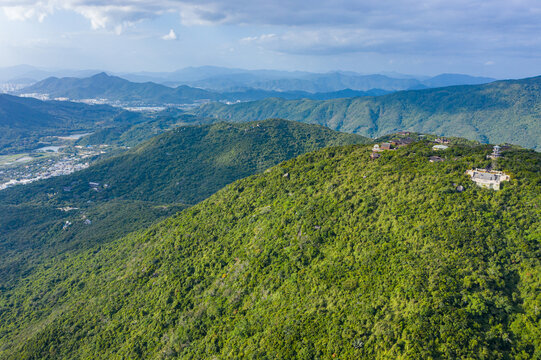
[466,169,510,190]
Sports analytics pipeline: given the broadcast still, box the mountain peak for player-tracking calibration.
[91,72,112,79]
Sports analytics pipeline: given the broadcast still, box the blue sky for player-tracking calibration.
[0,0,540,78]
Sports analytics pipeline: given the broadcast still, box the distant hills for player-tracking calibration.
[1,140,538,358]
[194,76,541,150]
[18,73,390,105]
[185,71,495,93]
[1,65,497,93]
[120,66,496,92]
[0,94,125,153]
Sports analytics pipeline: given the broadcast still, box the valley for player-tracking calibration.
[0,132,123,191]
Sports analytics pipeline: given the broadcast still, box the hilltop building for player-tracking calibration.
[435,138,450,144]
[432,144,449,151]
[487,145,502,160]
[466,169,510,190]
[370,152,381,160]
[391,137,413,147]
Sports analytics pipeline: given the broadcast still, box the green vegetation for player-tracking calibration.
[194,75,541,150]
[0,201,186,288]
[0,140,538,359]
[75,111,217,148]
[0,94,126,154]
[0,119,368,308]
[2,119,369,206]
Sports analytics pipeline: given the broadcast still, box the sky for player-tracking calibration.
[0,0,540,78]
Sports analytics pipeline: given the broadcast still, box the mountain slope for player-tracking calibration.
[194,76,541,150]
[0,141,538,359]
[1,119,369,206]
[0,120,369,293]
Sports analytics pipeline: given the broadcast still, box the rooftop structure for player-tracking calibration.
[391,137,414,147]
[466,169,510,190]
[488,145,502,159]
[435,138,450,144]
[370,152,381,160]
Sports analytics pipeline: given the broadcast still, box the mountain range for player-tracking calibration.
[194,75,541,151]
[183,71,495,92]
[18,72,390,105]
[2,65,496,94]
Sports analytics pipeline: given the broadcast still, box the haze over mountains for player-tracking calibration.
[1,65,496,94]
[1,72,540,154]
[18,72,389,106]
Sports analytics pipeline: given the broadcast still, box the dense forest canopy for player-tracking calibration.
[1,139,538,359]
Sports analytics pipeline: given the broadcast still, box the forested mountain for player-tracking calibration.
[19,73,388,105]
[0,94,124,153]
[0,140,538,359]
[194,75,541,150]
[2,119,369,206]
[21,72,215,104]
[0,119,368,304]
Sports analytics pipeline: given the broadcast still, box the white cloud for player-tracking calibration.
[162,28,177,40]
[2,0,539,30]
[1,0,541,58]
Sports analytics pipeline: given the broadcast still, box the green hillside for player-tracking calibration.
[1,119,369,206]
[0,119,368,297]
[194,76,541,150]
[0,141,538,359]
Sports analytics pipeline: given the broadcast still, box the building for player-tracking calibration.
[432,144,449,151]
[487,145,502,159]
[392,137,414,147]
[372,144,381,152]
[370,152,381,160]
[381,142,392,150]
[429,156,445,162]
[466,169,510,190]
[435,138,450,144]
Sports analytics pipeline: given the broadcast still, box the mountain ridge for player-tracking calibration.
[194,75,541,150]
